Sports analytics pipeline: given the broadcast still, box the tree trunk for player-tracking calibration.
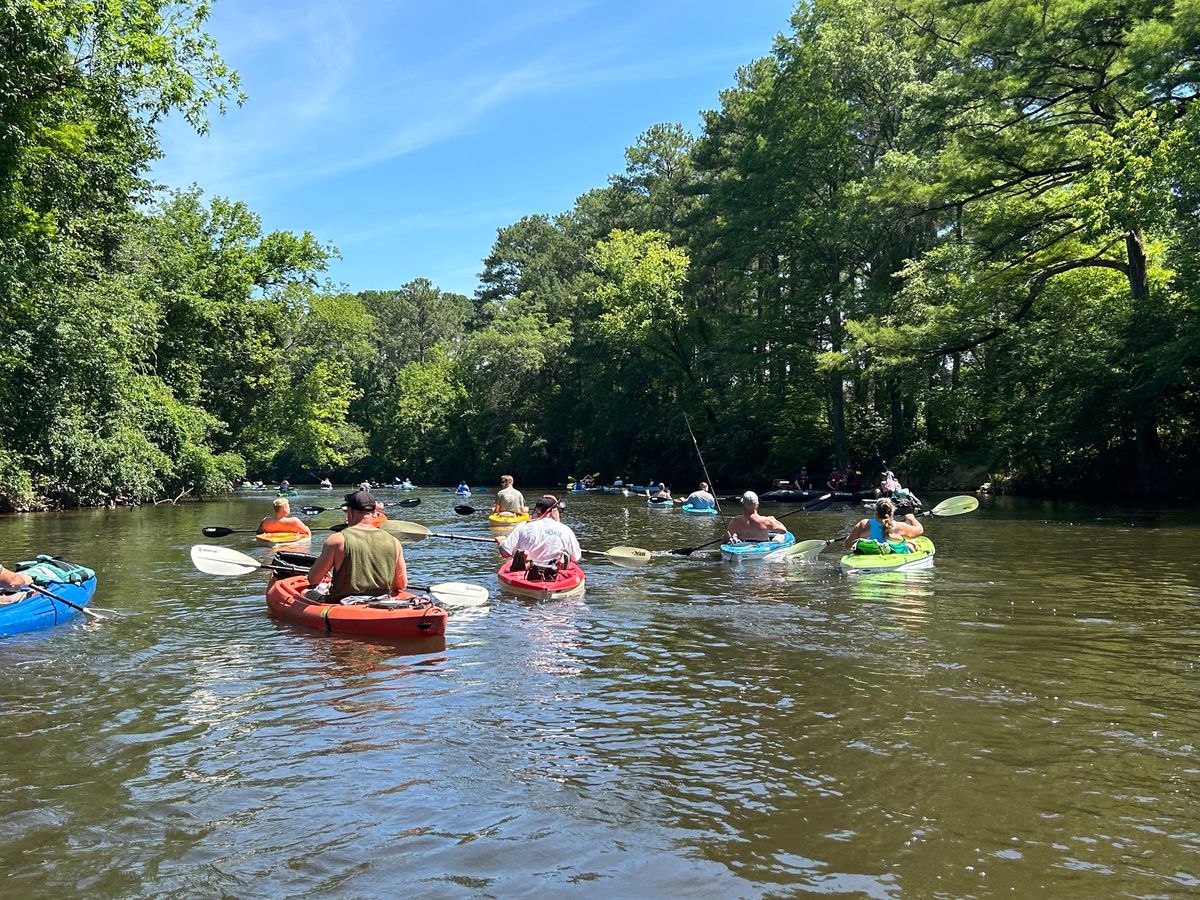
[1125,228,1172,497]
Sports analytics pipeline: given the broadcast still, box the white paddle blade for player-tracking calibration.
[191,544,263,576]
[931,495,979,516]
[427,582,490,607]
[784,539,829,563]
[606,546,653,567]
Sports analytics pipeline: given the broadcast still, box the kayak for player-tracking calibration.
[840,536,936,574]
[256,532,312,544]
[266,574,447,639]
[762,488,874,503]
[277,490,298,498]
[720,532,797,561]
[456,491,471,498]
[488,511,530,526]
[392,482,416,490]
[497,559,585,601]
[680,503,719,515]
[646,497,674,509]
[0,558,97,638]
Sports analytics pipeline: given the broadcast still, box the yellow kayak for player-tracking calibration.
[256,532,312,544]
[488,512,530,526]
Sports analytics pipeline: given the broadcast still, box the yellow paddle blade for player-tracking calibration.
[931,495,979,516]
[605,546,653,566]
[383,520,432,543]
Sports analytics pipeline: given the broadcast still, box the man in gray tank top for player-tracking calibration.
[307,490,407,601]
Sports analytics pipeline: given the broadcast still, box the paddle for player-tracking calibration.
[203,519,415,539]
[387,520,653,567]
[669,493,836,556]
[1,582,110,622]
[682,411,728,525]
[454,504,477,515]
[189,544,490,607]
[788,494,980,563]
[300,498,420,515]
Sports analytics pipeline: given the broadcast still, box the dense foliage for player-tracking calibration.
[3,0,1198,509]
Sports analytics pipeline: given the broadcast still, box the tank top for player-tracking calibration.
[329,527,399,600]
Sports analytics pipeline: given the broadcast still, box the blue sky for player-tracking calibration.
[153,0,794,298]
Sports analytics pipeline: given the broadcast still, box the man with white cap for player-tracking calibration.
[725,491,787,542]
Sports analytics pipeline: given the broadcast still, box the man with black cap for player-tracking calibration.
[496,494,581,572]
[307,489,406,602]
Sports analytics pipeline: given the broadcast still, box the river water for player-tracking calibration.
[1,489,1197,897]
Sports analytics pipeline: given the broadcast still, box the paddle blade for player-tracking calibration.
[191,544,263,576]
[202,526,238,538]
[397,498,421,508]
[605,546,653,566]
[766,539,827,562]
[453,504,477,515]
[425,582,490,607]
[384,520,433,543]
[300,506,330,516]
[804,493,835,511]
[931,495,979,517]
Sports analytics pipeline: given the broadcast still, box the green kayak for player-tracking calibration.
[839,536,935,574]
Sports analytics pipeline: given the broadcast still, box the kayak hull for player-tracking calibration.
[266,574,447,639]
[488,512,530,526]
[680,504,719,515]
[0,576,97,637]
[497,560,585,601]
[840,537,935,574]
[646,498,674,509]
[721,532,797,561]
[256,532,312,544]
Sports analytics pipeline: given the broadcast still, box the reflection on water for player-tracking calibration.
[1,491,1199,895]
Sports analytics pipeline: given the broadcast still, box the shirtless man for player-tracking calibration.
[725,491,787,542]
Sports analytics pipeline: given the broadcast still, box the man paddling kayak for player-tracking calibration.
[257,498,312,537]
[725,491,787,542]
[682,482,716,509]
[493,474,528,517]
[496,495,581,575]
[307,490,406,601]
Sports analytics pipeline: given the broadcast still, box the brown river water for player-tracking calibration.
[1,488,1197,897]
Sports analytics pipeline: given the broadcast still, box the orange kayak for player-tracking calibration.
[256,532,311,544]
[496,559,585,601]
[265,574,447,639]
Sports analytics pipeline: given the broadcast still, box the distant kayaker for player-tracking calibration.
[496,495,581,572]
[307,490,406,601]
[279,479,292,492]
[257,498,312,537]
[683,482,716,509]
[826,470,843,491]
[844,498,923,554]
[319,477,333,489]
[726,491,787,542]
[457,481,470,494]
[493,474,528,516]
[793,468,812,490]
[645,482,672,500]
[881,468,900,494]
[0,561,33,597]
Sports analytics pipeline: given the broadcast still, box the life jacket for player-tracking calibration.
[15,555,96,585]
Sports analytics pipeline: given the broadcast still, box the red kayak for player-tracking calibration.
[266,574,447,639]
[496,559,585,601]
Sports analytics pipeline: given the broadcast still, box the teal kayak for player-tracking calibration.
[840,536,935,574]
[680,503,719,515]
[720,532,796,561]
[646,497,674,509]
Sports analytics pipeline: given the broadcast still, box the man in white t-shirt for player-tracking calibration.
[497,495,581,569]
[493,474,528,516]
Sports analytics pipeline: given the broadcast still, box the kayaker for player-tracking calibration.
[682,482,716,509]
[644,482,672,500]
[493,474,528,516]
[257,498,312,537]
[279,479,291,492]
[307,490,406,601]
[496,495,581,573]
[726,491,787,542]
[0,561,33,598]
[844,498,924,554]
[826,469,843,491]
[319,477,332,489]
[881,468,900,494]
[793,467,812,490]
[457,481,470,494]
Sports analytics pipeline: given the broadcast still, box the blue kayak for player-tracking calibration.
[646,497,674,509]
[0,576,97,637]
[720,532,796,561]
[681,503,719,515]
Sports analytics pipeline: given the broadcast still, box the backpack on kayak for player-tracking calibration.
[852,539,894,556]
[15,554,96,585]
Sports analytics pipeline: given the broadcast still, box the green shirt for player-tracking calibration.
[329,526,400,600]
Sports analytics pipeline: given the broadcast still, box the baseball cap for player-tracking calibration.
[343,489,377,511]
[535,494,561,512]
[741,491,759,506]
